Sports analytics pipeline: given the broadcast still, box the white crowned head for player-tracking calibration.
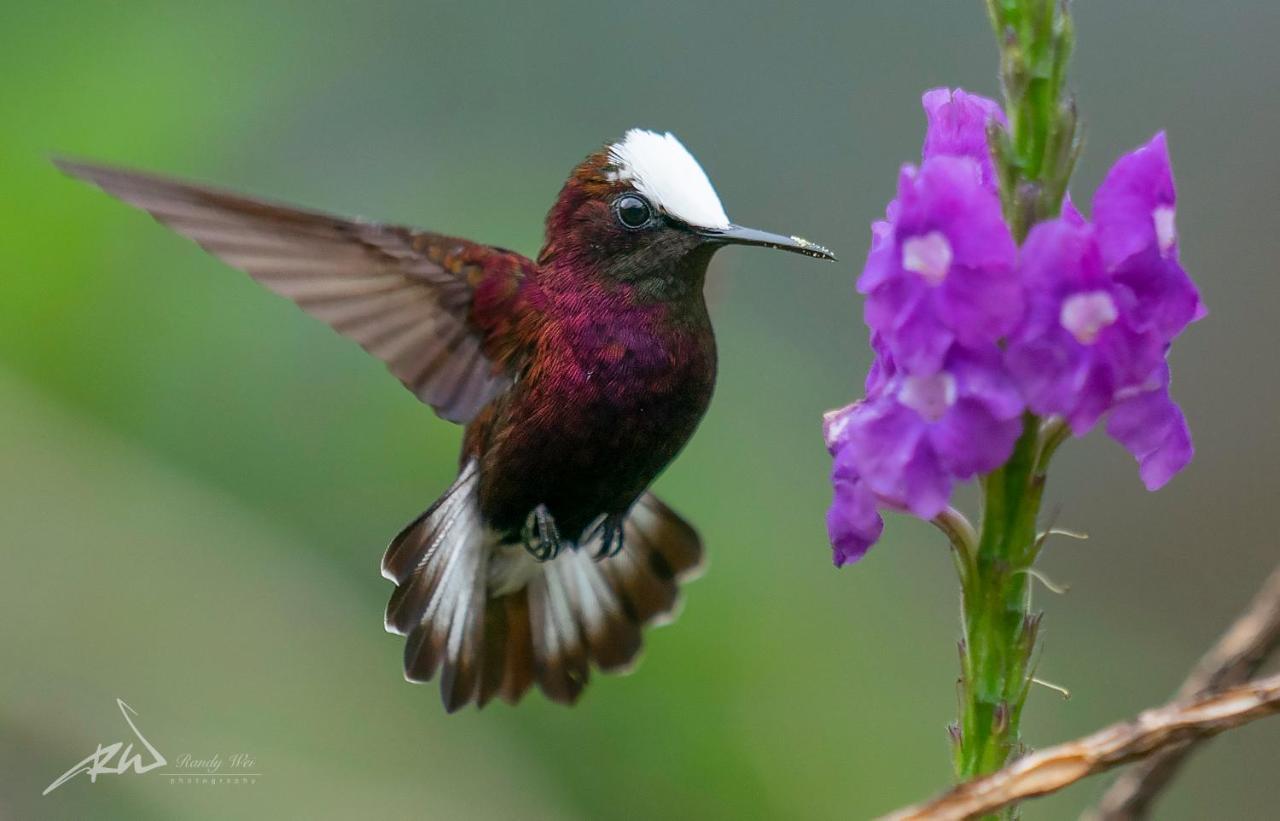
[606,129,731,230]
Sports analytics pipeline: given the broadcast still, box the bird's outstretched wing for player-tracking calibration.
[56,159,534,423]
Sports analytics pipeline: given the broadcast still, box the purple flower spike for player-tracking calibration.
[826,447,885,566]
[1107,361,1193,490]
[840,345,1024,519]
[859,156,1021,374]
[1093,133,1205,341]
[922,88,1007,190]
[1007,219,1165,435]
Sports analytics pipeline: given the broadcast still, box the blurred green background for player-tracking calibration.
[3,2,1278,818]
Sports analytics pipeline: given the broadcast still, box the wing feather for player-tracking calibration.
[56,158,530,423]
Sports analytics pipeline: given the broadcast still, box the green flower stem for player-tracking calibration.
[986,0,1080,240]
[957,415,1047,782]
[951,2,1081,800]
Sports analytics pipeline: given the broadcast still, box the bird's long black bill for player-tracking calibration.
[702,224,836,261]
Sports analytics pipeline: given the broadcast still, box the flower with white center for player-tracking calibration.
[857,156,1020,374]
[899,372,957,422]
[824,95,1206,571]
[901,232,953,286]
[1007,219,1164,435]
[1093,132,1203,341]
[826,344,1024,520]
[606,129,730,230]
[1059,291,1119,345]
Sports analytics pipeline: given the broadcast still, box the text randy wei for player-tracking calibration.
[172,752,257,774]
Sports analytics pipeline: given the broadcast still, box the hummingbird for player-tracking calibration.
[56,129,835,711]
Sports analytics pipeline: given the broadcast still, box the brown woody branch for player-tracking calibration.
[1089,565,1280,819]
[878,671,1280,821]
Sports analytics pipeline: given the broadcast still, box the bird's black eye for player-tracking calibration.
[614,194,653,229]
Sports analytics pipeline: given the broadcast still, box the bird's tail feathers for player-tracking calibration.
[382,462,704,711]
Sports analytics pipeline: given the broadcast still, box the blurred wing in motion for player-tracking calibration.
[55,159,530,423]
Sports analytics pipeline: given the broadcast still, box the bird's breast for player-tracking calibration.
[550,308,714,404]
[530,303,717,458]
[473,297,716,538]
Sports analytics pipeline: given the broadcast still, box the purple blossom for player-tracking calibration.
[1006,218,1166,434]
[825,95,1203,566]
[859,156,1021,373]
[1093,132,1205,341]
[922,88,1007,190]
[826,447,885,566]
[831,345,1024,519]
[1106,361,1193,490]
[823,403,886,564]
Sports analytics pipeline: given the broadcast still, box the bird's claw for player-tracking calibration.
[592,515,625,560]
[521,505,563,561]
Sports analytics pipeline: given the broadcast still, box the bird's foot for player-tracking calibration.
[521,505,563,561]
[591,515,626,560]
